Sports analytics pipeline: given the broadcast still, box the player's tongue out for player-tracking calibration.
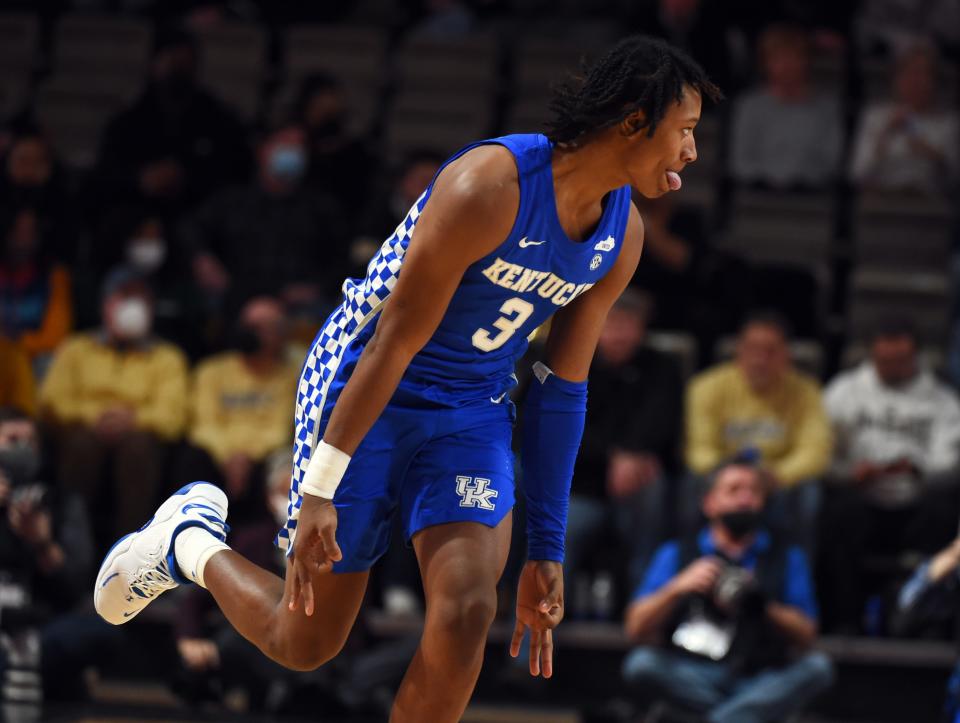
[666,170,682,191]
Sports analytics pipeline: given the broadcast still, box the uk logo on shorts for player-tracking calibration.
[456,476,498,510]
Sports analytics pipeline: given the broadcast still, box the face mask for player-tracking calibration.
[718,510,762,541]
[127,237,167,273]
[0,443,40,487]
[233,326,262,355]
[267,146,306,183]
[112,297,151,340]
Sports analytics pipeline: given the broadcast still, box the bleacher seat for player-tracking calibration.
[195,23,266,124]
[54,14,152,79]
[847,268,952,345]
[719,189,835,273]
[38,13,153,166]
[0,77,29,123]
[512,37,592,98]
[0,13,38,76]
[505,37,595,134]
[384,111,490,158]
[502,95,550,135]
[853,192,953,272]
[284,24,387,83]
[645,330,699,381]
[385,34,498,157]
[273,25,388,136]
[34,87,114,168]
[395,35,499,93]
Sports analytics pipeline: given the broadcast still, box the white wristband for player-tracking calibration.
[300,441,351,500]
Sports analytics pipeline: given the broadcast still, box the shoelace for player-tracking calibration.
[130,564,175,599]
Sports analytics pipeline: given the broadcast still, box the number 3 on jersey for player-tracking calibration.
[472,297,534,352]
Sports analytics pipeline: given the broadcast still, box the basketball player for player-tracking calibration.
[95,36,720,721]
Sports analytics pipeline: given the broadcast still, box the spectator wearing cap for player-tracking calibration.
[684,312,832,554]
[173,296,298,523]
[820,320,960,631]
[39,267,188,544]
[94,26,251,220]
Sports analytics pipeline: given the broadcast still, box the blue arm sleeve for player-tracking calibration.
[521,362,588,562]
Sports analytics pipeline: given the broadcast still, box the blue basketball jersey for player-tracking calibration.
[304,133,632,414]
[277,134,632,557]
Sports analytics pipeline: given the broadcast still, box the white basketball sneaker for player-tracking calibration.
[94,481,229,625]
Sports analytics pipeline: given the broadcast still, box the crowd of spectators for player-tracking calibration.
[0,0,958,720]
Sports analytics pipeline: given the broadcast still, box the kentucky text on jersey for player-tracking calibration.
[481,257,595,305]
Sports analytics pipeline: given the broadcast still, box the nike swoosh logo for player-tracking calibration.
[491,393,506,403]
[123,611,136,618]
[518,237,546,248]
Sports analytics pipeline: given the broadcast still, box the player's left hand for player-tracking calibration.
[510,560,564,678]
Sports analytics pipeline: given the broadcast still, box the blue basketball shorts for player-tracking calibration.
[275,337,517,573]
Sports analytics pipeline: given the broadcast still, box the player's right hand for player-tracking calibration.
[511,560,564,678]
[288,494,342,616]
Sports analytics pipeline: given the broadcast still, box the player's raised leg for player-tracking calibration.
[203,551,368,671]
[390,516,512,723]
[94,481,368,671]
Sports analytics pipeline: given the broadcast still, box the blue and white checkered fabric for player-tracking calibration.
[276,192,426,554]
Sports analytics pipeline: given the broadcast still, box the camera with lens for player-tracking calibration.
[713,563,766,619]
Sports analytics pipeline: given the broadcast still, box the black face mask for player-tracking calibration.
[718,510,762,541]
[0,444,40,488]
[233,326,262,355]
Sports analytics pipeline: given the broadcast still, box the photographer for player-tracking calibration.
[622,460,833,722]
[0,407,118,706]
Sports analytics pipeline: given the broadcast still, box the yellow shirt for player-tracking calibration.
[188,352,298,464]
[39,333,188,440]
[0,337,36,416]
[685,362,833,486]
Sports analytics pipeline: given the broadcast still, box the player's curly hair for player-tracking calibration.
[546,35,723,144]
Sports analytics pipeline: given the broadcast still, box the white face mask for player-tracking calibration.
[112,297,151,339]
[127,237,167,273]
